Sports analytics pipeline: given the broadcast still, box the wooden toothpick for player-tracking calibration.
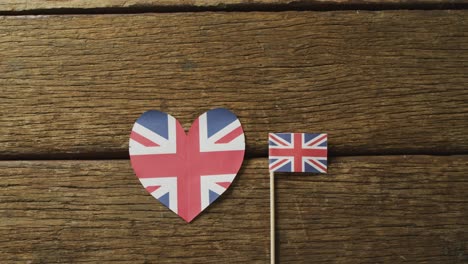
[270,171,275,264]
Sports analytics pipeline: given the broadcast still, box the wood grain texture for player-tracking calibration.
[1,0,467,12]
[1,11,467,158]
[0,156,466,263]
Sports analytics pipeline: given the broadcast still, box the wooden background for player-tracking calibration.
[0,0,467,263]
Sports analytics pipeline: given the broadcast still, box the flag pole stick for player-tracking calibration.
[270,171,275,264]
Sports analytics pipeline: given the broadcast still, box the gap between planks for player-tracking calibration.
[0,152,467,161]
[0,2,468,15]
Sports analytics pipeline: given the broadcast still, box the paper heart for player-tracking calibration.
[129,108,245,222]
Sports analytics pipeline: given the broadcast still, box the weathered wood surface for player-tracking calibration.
[1,0,466,12]
[1,11,467,158]
[0,156,466,263]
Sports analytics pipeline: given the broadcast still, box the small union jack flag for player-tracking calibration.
[269,133,327,173]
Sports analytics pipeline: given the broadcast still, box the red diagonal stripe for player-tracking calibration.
[215,126,243,144]
[145,185,161,194]
[131,131,160,147]
[308,159,327,172]
[269,134,289,146]
[270,159,289,170]
[216,182,231,189]
[307,134,327,147]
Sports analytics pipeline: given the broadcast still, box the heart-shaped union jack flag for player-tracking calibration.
[129,108,245,222]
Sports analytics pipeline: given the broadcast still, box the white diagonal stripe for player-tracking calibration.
[303,134,327,148]
[139,177,178,213]
[199,114,245,152]
[200,174,236,210]
[269,133,292,149]
[304,158,326,173]
[129,118,177,155]
[132,123,168,145]
[269,157,293,172]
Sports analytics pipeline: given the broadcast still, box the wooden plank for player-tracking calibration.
[0,156,466,262]
[1,0,466,12]
[1,11,467,157]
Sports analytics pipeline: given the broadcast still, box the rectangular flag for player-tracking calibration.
[268,133,327,173]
